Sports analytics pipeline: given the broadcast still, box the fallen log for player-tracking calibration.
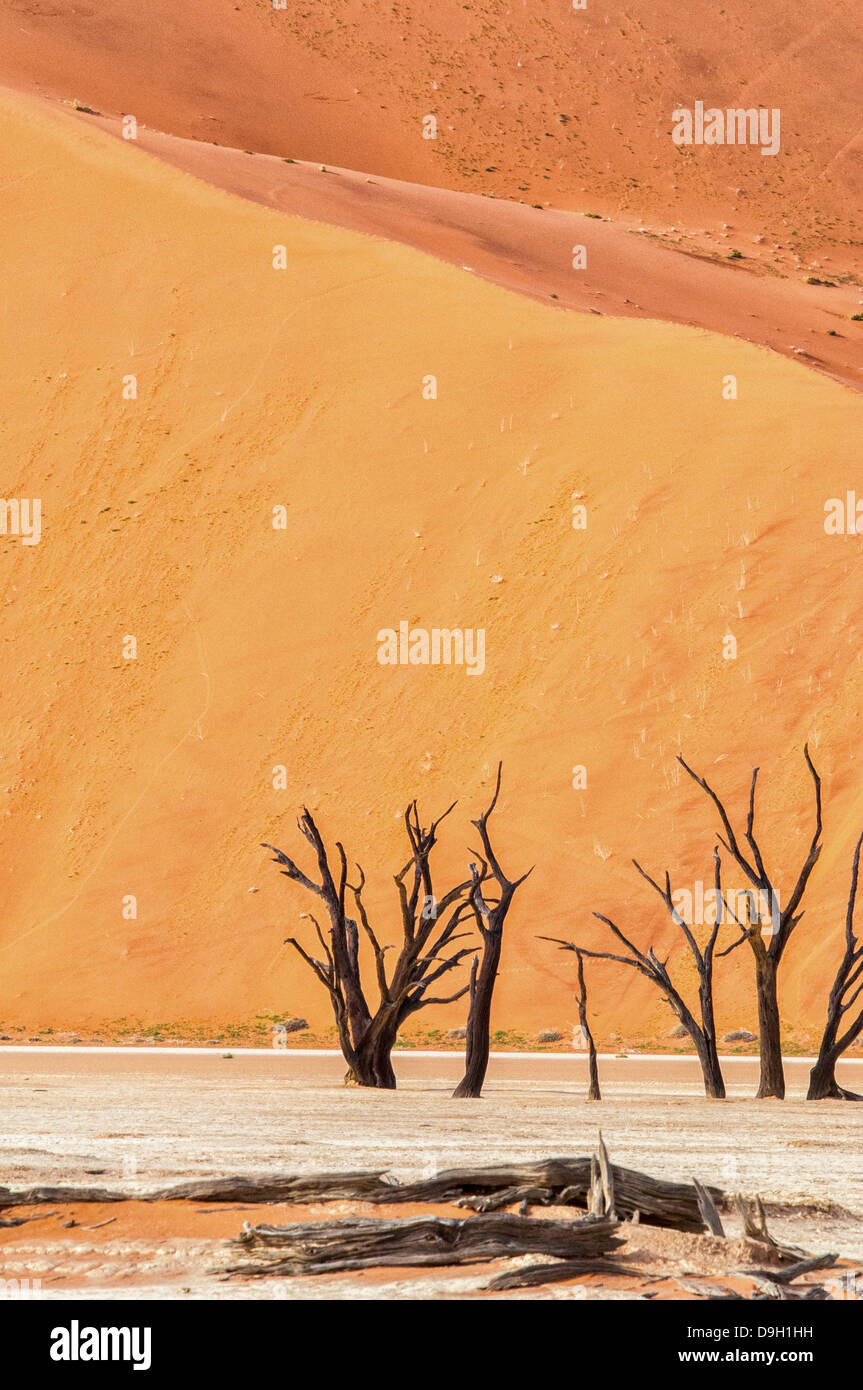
[675,1279,743,1301]
[148,1172,395,1204]
[486,1257,643,1291]
[739,1252,838,1285]
[0,1185,128,1209]
[226,1212,623,1277]
[0,1170,396,1211]
[377,1157,718,1232]
[458,1186,552,1213]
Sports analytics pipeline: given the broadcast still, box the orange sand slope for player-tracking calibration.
[2,90,863,1040]
[83,112,863,395]
[3,0,863,280]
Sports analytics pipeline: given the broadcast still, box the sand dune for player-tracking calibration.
[3,89,863,1045]
[3,0,863,283]
[78,110,863,395]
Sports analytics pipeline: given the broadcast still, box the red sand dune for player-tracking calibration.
[3,2,863,1046]
[3,0,863,280]
[80,111,863,395]
[3,91,863,1044]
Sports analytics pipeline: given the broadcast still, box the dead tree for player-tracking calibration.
[808,831,863,1101]
[678,746,823,1100]
[575,949,601,1101]
[452,765,532,1098]
[263,798,477,1088]
[543,851,735,1098]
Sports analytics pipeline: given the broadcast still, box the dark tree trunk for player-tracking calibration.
[697,976,725,1099]
[753,951,784,1099]
[452,766,532,1100]
[453,933,503,1099]
[348,1013,399,1090]
[692,1030,725,1100]
[807,1051,858,1100]
[807,1001,841,1100]
[575,949,601,1101]
[807,831,863,1101]
[671,998,724,1100]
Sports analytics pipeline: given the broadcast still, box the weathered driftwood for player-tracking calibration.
[597,1133,615,1217]
[739,1252,838,1285]
[148,1171,396,1204]
[376,1157,719,1232]
[226,1212,623,1277]
[676,1278,743,1301]
[0,1209,59,1228]
[748,1276,829,1301]
[735,1194,807,1262]
[0,1185,128,1208]
[0,1170,396,1210]
[458,1185,552,1213]
[486,1257,643,1291]
[692,1177,725,1237]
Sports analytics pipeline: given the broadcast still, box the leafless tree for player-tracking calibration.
[808,831,863,1101]
[678,746,822,1099]
[264,770,524,1091]
[575,949,601,1101]
[453,766,532,1098]
[263,800,475,1088]
[542,845,740,1098]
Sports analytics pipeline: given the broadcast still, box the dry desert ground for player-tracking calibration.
[1,1050,861,1300]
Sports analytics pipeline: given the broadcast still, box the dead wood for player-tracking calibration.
[226,1211,623,1277]
[678,747,823,1100]
[675,1278,743,1300]
[692,1176,725,1237]
[735,1194,807,1262]
[739,1252,838,1285]
[456,1186,551,1212]
[148,1172,396,1203]
[597,1132,615,1217]
[0,1170,396,1210]
[808,830,863,1100]
[576,948,601,1100]
[0,1185,128,1208]
[375,1156,720,1232]
[486,1256,644,1291]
